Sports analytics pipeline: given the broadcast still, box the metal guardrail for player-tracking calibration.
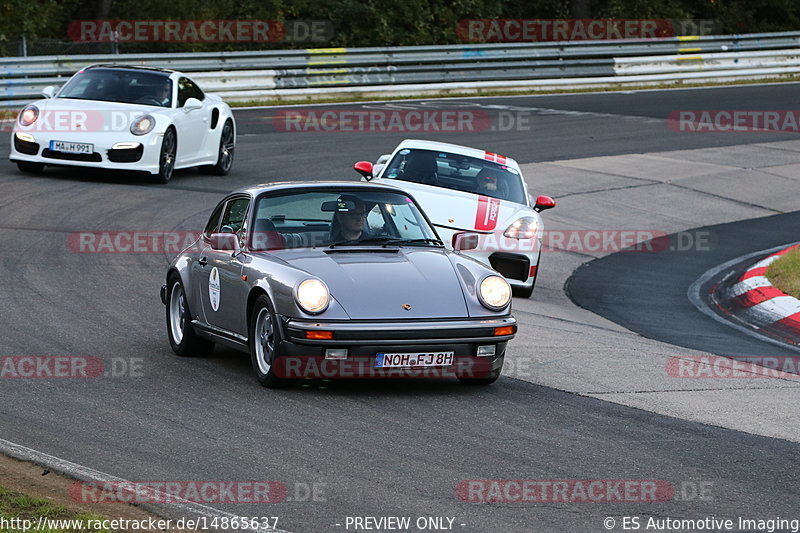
[2,31,800,106]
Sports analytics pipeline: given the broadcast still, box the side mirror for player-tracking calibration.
[452,232,479,251]
[354,161,374,180]
[42,86,56,99]
[533,195,556,213]
[210,232,241,255]
[183,98,202,111]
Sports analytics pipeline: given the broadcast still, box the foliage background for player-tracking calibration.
[1,0,798,54]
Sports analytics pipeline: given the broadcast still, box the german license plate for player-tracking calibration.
[375,352,455,368]
[50,140,93,154]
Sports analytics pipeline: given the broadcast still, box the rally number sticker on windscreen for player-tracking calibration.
[209,267,221,311]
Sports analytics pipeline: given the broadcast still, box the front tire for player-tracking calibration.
[513,250,541,299]
[166,274,214,356]
[17,161,44,174]
[207,120,234,176]
[153,128,176,183]
[249,295,289,388]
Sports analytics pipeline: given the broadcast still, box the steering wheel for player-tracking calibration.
[135,96,163,106]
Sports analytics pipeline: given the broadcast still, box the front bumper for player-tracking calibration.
[436,225,540,289]
[9,130,162,173]
[274,316,516,379]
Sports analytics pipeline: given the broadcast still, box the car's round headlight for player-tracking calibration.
[503,216,538,239]
[18,105,39,127]
[130,114,155,136]
[295,279,330,314]
[478,275,511,310]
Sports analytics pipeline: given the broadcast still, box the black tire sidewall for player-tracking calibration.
[156,129,176,183]
[213,121,234,175]
[249,295,285,386]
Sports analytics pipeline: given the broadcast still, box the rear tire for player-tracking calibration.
[249,295,289,388]
[17,161,44,174]
[153,128,176,183]
[166,274,214,356]
[207,120,234,176]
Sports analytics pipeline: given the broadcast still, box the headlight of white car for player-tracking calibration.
[503,216,538,239]
[478,275,511,310]
[295,279,330,314]
[130,114,155,136]
[18,105,39,127]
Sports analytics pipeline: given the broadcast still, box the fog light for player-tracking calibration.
[15,132,35,143]
[477,345,496,357]
[112,142,142,150]
[325,348,348,360]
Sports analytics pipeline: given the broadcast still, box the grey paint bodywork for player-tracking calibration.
[163,181,516,357]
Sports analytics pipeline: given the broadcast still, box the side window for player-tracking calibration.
[203,202,225,237]
[366,205,385,233]
[178,76,204,107]
[177,77,191,107]
[190,78,205,101]
[219,197,250,235]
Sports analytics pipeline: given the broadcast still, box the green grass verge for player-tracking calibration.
[0,485,116,533]
[227,74,800,107]
[767,246,800,299]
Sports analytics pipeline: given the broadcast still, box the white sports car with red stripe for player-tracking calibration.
[354,139,555,298]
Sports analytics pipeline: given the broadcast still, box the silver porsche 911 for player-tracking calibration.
[161,181,517,387]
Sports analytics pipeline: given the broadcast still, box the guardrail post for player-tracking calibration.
[20,35,27,57]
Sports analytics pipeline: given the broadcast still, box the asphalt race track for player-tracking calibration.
[569,211,800,359]
[2,83,800,532]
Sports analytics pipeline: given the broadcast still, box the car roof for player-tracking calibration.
[84,64,175,76]
[230,180,405,198]
[394,139,520,169]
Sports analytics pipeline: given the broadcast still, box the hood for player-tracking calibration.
[378,179,525,234]
[273,247,468,319]
[43,97,161,113]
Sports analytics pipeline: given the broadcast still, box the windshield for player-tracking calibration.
[58,68,173,107]
[382,148,526,204]
[250,189,440,251]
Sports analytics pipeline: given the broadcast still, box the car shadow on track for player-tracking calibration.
[207,345,507,397]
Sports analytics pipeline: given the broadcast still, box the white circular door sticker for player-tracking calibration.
[208,267,221,311]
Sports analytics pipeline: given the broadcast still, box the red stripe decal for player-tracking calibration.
[475,196,501,231]
[484,152,507,164]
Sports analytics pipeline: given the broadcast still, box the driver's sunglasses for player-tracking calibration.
[344,211,366,218]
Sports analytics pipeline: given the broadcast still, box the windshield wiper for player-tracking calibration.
[328,237,443,248]
[378,238,444,247]
[329,237,394,248]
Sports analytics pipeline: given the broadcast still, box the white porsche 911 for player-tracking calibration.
[9,64,235,183]
[354,139,555,298]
